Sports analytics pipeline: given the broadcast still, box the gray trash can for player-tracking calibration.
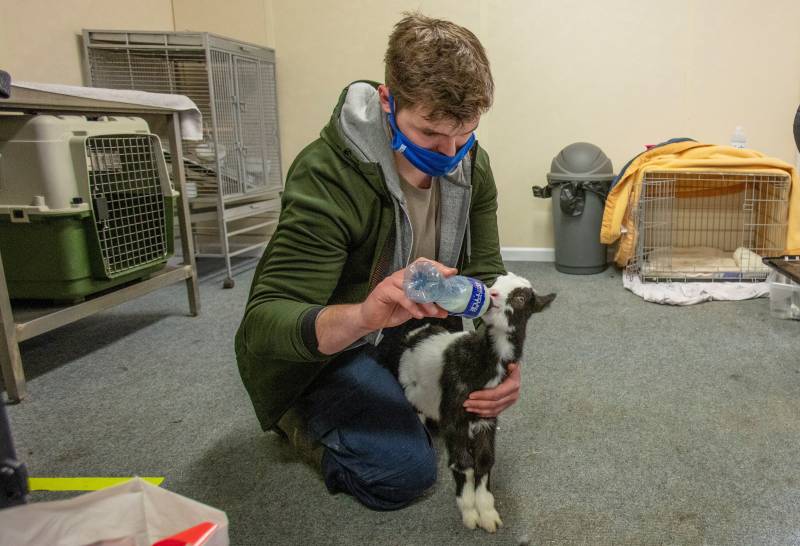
[533,142,615,274]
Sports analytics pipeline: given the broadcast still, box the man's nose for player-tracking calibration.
[438,137,457,157]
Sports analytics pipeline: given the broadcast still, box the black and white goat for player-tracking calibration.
[377,273,555,532]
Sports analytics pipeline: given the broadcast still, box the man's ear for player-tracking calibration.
[533,292,556,312]
[378,84,391,114]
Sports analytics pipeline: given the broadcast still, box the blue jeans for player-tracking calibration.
[292,347,437,511]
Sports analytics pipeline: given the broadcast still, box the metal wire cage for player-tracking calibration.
[626,170,791,282]
[83,31,281,201]
[83,30,282,287]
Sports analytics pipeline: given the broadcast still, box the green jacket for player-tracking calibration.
[235,82,506,430]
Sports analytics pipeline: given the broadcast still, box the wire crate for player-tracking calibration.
[627,170,791,282]
[83,30,282,287]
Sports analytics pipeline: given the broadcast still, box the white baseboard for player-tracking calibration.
[501,247,555,262]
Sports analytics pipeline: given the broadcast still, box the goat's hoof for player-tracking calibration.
[461,508,480,529]
[478,509,503,533]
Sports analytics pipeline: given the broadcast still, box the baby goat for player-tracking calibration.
[378,273,555,532]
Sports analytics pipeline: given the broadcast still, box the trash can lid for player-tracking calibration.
[547,142,615,182]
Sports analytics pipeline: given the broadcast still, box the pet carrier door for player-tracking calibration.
[87,134,171,277]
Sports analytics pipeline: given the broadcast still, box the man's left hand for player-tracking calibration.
[463,363,521,417]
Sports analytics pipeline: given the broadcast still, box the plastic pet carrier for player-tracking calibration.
[0,114,177,300]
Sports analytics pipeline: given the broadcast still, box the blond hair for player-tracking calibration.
[384,12,494,125]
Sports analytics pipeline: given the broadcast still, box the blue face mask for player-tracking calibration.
[387,94,476,177]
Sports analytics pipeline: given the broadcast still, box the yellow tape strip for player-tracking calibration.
[29,477,164,491]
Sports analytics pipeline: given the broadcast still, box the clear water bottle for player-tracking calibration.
[403,261,491,319]
[731,126,747,149]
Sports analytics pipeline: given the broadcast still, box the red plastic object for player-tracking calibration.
[152,521,219,546]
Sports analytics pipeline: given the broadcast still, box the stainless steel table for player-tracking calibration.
[0,85,200,402]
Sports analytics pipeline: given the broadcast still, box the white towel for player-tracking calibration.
[14,81,203,140]
[623,273,769,305]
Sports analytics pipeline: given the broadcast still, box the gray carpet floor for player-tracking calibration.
[4,260,799,545]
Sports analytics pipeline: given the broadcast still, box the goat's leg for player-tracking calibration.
[452,467,480,529]
[472,424,502,532]
[445,431,480,529]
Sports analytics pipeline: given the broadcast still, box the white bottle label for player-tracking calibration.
[452,278,487,319]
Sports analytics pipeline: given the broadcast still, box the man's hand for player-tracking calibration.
[315,259,456,355]
[357,261,455,331]
[463,363,521,417]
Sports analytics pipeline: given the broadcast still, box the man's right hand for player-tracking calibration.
[315,259,457,355]
[358,260,456,331]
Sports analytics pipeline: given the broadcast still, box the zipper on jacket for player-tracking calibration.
[376,166,415,268]
[402,200,414,268]
[369,166,414,347]
[367,170,395,295]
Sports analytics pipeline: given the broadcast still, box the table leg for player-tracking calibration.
[168,113,201,316]
[0,249,25,402]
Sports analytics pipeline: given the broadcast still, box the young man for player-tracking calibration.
[235,13,519,510]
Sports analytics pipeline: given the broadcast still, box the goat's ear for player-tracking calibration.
[533,292,556,312]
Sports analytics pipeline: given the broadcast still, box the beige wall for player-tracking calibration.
[484,0,800,247]
[172,0,275,48]
[269,1,483,181]
[266,0,800,249]
[0,0,175,85]
[2,0,800,249]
